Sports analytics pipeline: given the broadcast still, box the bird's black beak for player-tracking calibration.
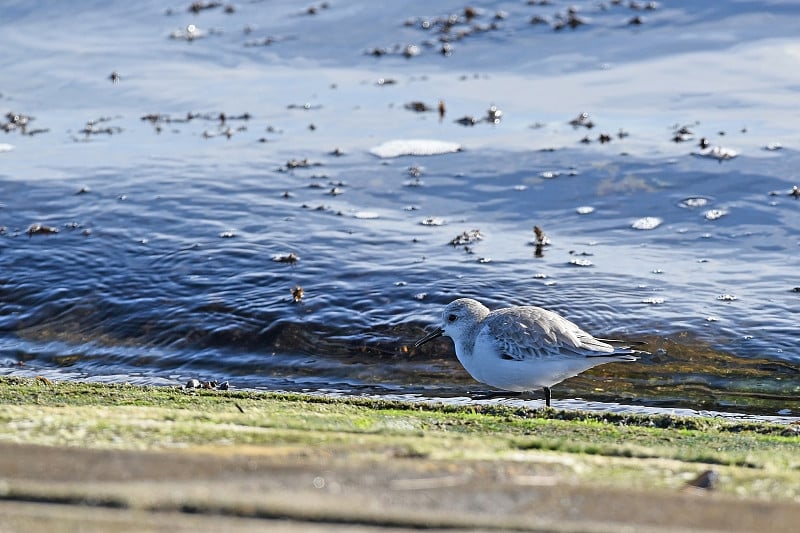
[414,327,444,348]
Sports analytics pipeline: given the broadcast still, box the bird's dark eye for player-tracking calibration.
[447,314,457,323]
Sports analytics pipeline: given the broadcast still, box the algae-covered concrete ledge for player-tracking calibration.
[0,376,798,532]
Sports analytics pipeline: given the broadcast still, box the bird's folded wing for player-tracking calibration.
[483,307,611,361]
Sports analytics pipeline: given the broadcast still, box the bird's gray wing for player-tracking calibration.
[482,307,614,361]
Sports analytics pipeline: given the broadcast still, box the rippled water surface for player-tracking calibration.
[2,0,799,418]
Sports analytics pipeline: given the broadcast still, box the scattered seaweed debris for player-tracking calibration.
[272,252,299,264]
[369,6,505,60]
[553,6,588,31]
[693,142,738,162]
[531,225,550,257]
[63,221,85,232]
[188,1,223,14]
[366,43,422,59]
[170,24,209,41]
[281,158,322,171]
[203,127,237,139]
[1,111,48,136]
[530,15,549,26]
[287,102,322,110]
[259,125,283,142]
[529,0,657,31]
[2,111,31,132]
[371,0,660,58]
[367,47,389,57]
[291,285,304,303]
[184,378,230,390]
[404,101,435,113]
[302,2,330,16]
[579,133,624,144]
[244,35,283,47]
[402,44,420,58]
[27,223,59,237]
[486,105,503,124]
[300,203,328,211]
[420,217,445,226]
[141,113,180,132]
[671,123,697,143]
[76,116,123,140]
[455,105,503,126]
[404,166,423,186]
[449,229,484,253]
[628,1,660,11]
[218,112,251,122]
[569,112,594,129]
[455,116,479,126]
[184,379,201,389]
[140,111,250,134]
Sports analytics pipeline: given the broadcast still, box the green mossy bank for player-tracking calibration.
[1,376,798,503]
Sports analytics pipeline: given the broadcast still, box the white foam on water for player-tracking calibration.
[369,139,462,158]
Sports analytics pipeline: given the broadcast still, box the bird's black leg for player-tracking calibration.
[543,387,551,407]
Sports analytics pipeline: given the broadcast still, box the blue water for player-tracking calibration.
[1,0,798,417]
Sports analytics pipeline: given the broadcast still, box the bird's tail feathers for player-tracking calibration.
[592,338,649,359]
[586,349,646,361]
[595,337,648,347]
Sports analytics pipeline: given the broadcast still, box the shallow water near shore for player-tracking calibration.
[1,0,799,419]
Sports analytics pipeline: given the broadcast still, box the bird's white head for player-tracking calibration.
[414,298,490,347]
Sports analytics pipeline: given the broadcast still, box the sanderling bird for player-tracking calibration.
[414,298,645,407]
